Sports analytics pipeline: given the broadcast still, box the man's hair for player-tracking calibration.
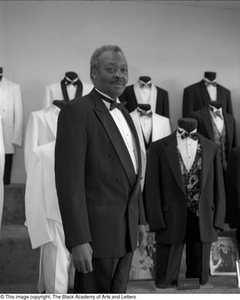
[90,45,126,80]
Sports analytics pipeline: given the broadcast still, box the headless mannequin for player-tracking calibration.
[64,71,78,82]
[209,100,222,110]
[0,67,3,81]
[178,118,198,133]
[204,72,216,82]
[139,76,151,83]
[138,104,151,111]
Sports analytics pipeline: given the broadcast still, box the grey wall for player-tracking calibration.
[1,1,240,183]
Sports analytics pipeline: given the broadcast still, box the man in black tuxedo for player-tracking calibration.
[182,72,233,117]
[55,45,146,293]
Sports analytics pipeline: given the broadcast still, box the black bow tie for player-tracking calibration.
[139,82,152,89]
[137,108,153,117]
[205,81,217,87]
[64,77,79,86]
[179,131,198,141]
[95,89,127,111]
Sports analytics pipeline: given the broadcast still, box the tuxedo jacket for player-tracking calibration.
[189,106,236,155]
[182,80,233,117]
[55,89,146,258]
[24,105,59,172]
[130,109,171,190]
[25,141,63,249]
[120,83,169,117]
[144,132,226,244]
[0,77,23,153]
[42,80,93,109]
[225,146,240,227]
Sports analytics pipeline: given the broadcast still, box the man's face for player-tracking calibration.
[92,50,128,99]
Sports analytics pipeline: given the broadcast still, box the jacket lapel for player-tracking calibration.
[91,90,137,188]
[165,133,185,195]
[200,80,211,106]
[201,107,215,140]
[198,135,213,191]
[43,105,60,138]
[61,80,69,101]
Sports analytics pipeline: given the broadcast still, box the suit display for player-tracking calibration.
[144,119,226,288]
[24,104,73,293]
[42,71,93,109]
[0,75,23,184]
[189,102,236,175]
[226,146,240,252]
[130,104,171,190]
[182,73,233,117]
[120,76,169,117]
[55,88,146,293]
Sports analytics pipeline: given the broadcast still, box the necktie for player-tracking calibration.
[214,110,223,119]
[137,108,153,117]
[179,131,198,141]
[139,82,152,89]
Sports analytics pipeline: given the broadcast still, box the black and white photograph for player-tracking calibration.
[1,0,240,296]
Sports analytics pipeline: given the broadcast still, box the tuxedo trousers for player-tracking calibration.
[38,220,74,293]
[154,209,212,288]
[4,154,13,185]
[74,252,133,293]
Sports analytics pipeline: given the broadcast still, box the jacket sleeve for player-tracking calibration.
[55,103,92,250]
[12,84,23,148]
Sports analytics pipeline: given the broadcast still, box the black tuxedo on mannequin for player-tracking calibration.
[188,102,236,172]
[120,76,169,117]
[182,72,233,117]
[60,71,83,102]
[144,118,225,288]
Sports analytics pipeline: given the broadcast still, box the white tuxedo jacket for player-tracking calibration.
[0,77,23,153]
[42,80,93,109]
[25,141,62,249]
[24,105,60,172]
[130,109,171,189]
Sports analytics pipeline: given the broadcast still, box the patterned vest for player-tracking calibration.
[211,119,227,171]
[178,143,202,216]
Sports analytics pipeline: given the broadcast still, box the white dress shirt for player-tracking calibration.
[209,106,224,134]
[176,128,198,172]
[139,81,151,104]
[204,77,217,101]
[97,89,138,174]
[66,84,77,100]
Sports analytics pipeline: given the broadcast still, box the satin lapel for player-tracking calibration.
[61,80,69,101]
[43,106,59,138]
[198,135,213,191]
[216,84,223,102]
[75,79,83,98]
[91,90,136,187]
[165,133,185,195]
[224,113,233,148]
[200,80,211,106]
[201,108,215,140]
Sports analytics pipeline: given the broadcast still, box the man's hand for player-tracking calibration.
[72,243,93,274]
[138,224,147,246]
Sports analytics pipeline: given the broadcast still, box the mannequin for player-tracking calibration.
[42,72,93,108]
[139,76,151,84]
[120,75,169,117]
[0,67,3,81]
[138,104,151,111]
[144,118,225,288]
[182,72,233,117]
[204,71,216,82]
[178,118,198,133]
[209,100,222,110]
